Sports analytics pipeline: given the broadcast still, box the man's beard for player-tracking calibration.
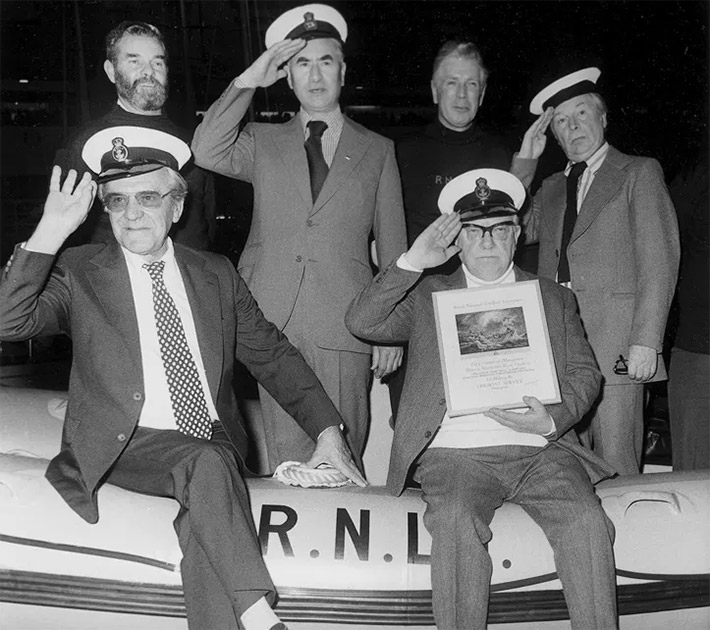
[115,71,168,112]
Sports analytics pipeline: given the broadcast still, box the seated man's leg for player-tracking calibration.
[516,445,617,630]
[106,427,275,630]
[415,448,507,630]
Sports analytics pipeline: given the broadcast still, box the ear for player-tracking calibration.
[285,63,294,90]
[430,80,439,105]
[340,61,346,86]
[104,60,117,85]
[171,198,185,224]
[479,83,487,106]
[602,112,608,129]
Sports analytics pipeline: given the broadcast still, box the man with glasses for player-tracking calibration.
[0,125,365,630]
[346,168,617,629]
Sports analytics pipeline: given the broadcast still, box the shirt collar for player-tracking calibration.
[564,141,609,176]
[463,261,516,286]
[298,108,344,137]
[121,237,175,273]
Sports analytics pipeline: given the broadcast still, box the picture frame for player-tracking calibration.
[432,280,561,416]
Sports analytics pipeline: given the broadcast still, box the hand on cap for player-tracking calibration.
[484,396,555,436]
[306,425,367,487]
[404,213,462,270]
[26,166,97,255]
[240,38,307,88]
[518,107,553,160]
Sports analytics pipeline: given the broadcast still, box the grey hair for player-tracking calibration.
[432,40,488,85]
[105,21,166,64]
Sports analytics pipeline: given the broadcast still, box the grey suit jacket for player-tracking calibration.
[0,242,342,523]
[525,146,680,383]
[346,262,615,496]
[192,86,407,354]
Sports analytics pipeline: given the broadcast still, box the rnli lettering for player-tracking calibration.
[258,504,297,557]
[335,508,370,561]
[257,503,431,566]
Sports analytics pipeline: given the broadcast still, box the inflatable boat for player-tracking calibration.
[1,386,708,629]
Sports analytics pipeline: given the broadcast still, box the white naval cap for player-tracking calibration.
[529,67,601,115]
[81,126,191,184]
[438,168,526,222]
[265,3,347,49]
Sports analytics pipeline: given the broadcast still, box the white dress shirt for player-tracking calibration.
[122,239,219,430]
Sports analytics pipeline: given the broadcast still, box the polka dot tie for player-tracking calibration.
[143,261,212,439]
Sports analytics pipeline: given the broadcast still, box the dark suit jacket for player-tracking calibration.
[0,242,341,523]
[525,146,680,383]
[346,263,615,496]
[192,86,407,354]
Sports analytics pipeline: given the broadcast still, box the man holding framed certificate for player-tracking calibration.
[346,168,618,629]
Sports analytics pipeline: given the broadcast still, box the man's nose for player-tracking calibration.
[309,64,323,81]
[455,82,467,98]
[481,231,495,247]
[124,197,144,220]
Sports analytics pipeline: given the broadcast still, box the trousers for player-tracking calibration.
[106,426,274,630]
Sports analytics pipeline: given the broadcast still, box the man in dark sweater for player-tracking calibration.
[390,41,544,416]
[54,21,213,249]
[397,41,539,245]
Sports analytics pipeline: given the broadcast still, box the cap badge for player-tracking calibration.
[111,137,128,162]
[475,177,491,202]
[303,12,317,30]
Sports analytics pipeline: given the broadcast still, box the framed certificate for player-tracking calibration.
[432,280,561,416]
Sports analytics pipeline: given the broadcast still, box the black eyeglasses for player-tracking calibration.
[613,355,628,375]
[102,190,174,213]
[462,221,516,240]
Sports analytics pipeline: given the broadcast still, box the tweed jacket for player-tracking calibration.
[346,263,615,496]
[0,243,342,523]
[192,85,407,354]
[525,146,680,383]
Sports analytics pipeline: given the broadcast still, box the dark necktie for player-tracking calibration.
[304,120,329,202]
[143,261,212,439]
[558,161,588,283]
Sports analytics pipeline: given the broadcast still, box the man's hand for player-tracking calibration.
[517,108,553,160]
[239,38,307,88]
[306,426,367,487]
[405,213,462,270]
[484,395,555,436]
[371,345,403,379]
[626,345,658,382]
[25,166,97,255]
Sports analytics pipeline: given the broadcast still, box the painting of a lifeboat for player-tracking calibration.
[1,386,708,629]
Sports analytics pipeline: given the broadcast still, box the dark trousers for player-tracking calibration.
[415,445,617,630]
[106,426,274,630]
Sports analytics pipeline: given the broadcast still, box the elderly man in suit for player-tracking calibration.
[0,127,365,630]
[191,4,407,473]
[346,169,617,629]
[522,68,680,475]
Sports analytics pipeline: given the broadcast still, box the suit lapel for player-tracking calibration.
[174,246,224,404]
[274,116,313,209]
[311,118,370,216]
[572,146,626,242]
[86,244,143,370]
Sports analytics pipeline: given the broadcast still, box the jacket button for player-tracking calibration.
[296,255,303,262]
[117,433,127,442]
[133,392,143,401]
[439,398,446,405]
[306,220,313,227]
[555,249,560,257]
[424,431,432,438]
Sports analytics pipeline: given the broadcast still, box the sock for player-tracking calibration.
[239,596,281,630]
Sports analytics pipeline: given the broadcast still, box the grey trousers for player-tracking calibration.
[415,445,618,630]
[106,426,274,630]
[579,382,644,475]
